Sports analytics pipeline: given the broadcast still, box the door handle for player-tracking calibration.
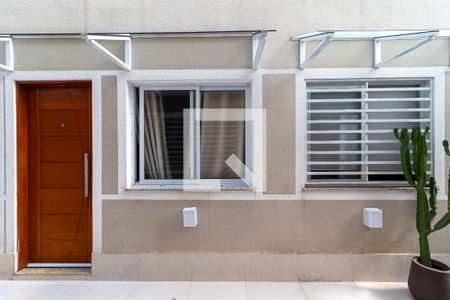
[84,153,89,198]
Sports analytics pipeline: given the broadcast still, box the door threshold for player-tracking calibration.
[15,267,91,278]
[27,263,91,268]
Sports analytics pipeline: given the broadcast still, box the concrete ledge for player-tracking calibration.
[0,253,15,279]
[92,253,450,281]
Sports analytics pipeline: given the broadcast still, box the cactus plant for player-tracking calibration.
[394,127,450,268]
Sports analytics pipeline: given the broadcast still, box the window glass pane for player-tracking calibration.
[200,90,246,179]
[308,90,362,181]
[142,90,193,180]
[135,87,140,181]
[366,81,431,182]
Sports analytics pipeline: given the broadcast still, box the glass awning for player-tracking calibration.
[0,30,276,71]
[291,29,450,69]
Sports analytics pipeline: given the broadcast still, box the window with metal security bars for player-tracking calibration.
[134,86,250,187]
[306,79,432,186]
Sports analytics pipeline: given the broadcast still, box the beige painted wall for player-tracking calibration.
[1,1,450,69]
[13,39,123,71]
[102,75,118,194]
[2,38,448,71]
[102,200,450,254]
[132,37,251,69]
[5,37,251,70]
[0,254,14,279]
[92,252,450,281]
[263,75,296,194]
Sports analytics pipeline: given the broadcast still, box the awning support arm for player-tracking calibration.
[292,30,446,69]
[0,37,14,72]
[85,35,131,71]
[374,31,437,68]
[298,32,333,69]
[252,32,267,69]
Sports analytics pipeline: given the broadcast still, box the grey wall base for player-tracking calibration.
[0,253,15,279]
[91,253,450,282]
[1,253,449,281]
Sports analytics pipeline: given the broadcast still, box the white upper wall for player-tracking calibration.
[1,0,450,68]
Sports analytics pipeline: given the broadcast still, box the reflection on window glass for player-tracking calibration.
[200,91,245,179]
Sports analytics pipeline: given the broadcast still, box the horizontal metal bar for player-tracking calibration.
[86,34,130,41]
[307,87,430,93]
[292,30,449,41]
[307,171,430,175]
[307,150,402,154]
[437,30,450,37]
[6,33,82,39]
[307,108,430,114]
[1,30,276,39]
[331,30,433,40]
[133,32,260,38]
[307,118,431,124]
[307,140,397,144]
[308,161,402,165]
[305,181,411,186]
[306,129,420,134]
[307,139,430,144]
[308,88,366,93]
[291,31,334,41]
[306,98,431,103]
[374,30,438,41]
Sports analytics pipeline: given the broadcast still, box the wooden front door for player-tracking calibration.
[18,82,92,267]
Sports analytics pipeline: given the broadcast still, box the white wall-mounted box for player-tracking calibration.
[363,208,383,228]
[183,207,198,228]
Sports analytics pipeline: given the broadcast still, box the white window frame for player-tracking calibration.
[133,84,252,188]
[296,68,447,201]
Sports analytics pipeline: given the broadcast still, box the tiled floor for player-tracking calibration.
[0,280,414,300]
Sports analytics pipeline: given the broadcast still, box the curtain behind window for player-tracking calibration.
[144,91,172,179]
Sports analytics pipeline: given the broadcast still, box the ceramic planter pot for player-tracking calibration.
[408,256,450,300]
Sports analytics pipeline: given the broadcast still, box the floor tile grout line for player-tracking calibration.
[244,281,248,300]
[186,280,193,300]
[353,281,372,300]
[298,280,309,300]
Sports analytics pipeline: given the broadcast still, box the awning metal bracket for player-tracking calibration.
[0,30,275,72]
[291,29,446,69]
[85,34,132,71]
[298,32,334,69]
[252,32,267,69]
[373,31,438,68]
[0,37,13,72]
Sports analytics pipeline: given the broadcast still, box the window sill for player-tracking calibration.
[302,186,417,200]
[126,184,254,191]
[303,186,415,191]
